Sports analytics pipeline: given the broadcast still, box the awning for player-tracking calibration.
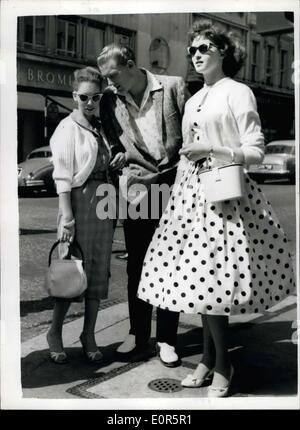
[18,92,75,112]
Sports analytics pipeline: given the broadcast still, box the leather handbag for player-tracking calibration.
[45,240,87,298]
[199,163,245,203]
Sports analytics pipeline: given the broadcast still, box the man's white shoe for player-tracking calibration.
[157,342,180,367]
[116,334,136,354]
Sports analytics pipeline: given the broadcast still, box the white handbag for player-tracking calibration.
[199,163,245,203]
[45,240,87,298]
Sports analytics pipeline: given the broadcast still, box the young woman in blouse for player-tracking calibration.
[47,67,126,364]
[137,20,295,396]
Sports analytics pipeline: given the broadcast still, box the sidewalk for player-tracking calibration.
[21,291,298,400]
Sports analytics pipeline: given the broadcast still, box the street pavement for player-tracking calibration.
[18,183,298,406]
[21,289,297,403]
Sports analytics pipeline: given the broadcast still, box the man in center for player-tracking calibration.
[98,44,189,367]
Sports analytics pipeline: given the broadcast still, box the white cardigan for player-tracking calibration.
[182,77,265,167]
[50,113,110,194]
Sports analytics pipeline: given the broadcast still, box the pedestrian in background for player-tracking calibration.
[98,45,190,367]
[47,67,126,364]
[138,20,295,396]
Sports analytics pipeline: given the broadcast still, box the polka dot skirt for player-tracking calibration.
[137,161,295,316]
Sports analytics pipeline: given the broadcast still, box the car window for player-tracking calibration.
[27,151,52,159]
[265,145,295,155]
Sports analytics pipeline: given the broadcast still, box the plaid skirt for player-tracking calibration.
[58,175,115,301]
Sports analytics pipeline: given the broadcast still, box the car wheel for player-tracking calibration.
[45,185,57,196]
[44,177,57,196]
[18,188,30,197]
[254,175,264,184]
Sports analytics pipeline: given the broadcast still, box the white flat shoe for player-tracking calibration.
[181,367,213,388]
[207,366,234,398]
[157,342,180,367]
[116,334,136,354]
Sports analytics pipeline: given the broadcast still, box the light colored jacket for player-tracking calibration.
[100,72,190,189]
[50,111,111,194]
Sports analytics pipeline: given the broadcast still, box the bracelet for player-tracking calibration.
[228,147,235,163]
[63,218,75,229]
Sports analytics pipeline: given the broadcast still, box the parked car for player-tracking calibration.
[18,146,56,195]
[247,140,296,184]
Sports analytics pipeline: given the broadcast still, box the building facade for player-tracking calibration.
[187,12,295,142]
[17,13,192,161]
[17,12,294,161]
[17,15,135,161]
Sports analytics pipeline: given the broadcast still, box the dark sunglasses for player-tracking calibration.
[75,93,102,102]
[187,42,217,56]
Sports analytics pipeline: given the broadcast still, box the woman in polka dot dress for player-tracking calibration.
[137,20,295,397]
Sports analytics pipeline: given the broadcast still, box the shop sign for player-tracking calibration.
[17,59,74,91]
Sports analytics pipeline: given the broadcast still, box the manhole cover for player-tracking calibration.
[148,378,183,393]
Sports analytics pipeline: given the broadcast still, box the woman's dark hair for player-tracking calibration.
[72,67,103,91]
[97,44,136,68]
[189,19,246,77]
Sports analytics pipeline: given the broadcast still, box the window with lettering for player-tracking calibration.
[57,18,77,57]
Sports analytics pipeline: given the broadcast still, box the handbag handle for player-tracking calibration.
[48,240,85,268]
[205,148,236,171]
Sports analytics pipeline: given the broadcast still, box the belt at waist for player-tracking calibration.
[194,157,207,167]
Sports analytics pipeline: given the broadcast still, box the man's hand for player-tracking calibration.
[110,152,127,170]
